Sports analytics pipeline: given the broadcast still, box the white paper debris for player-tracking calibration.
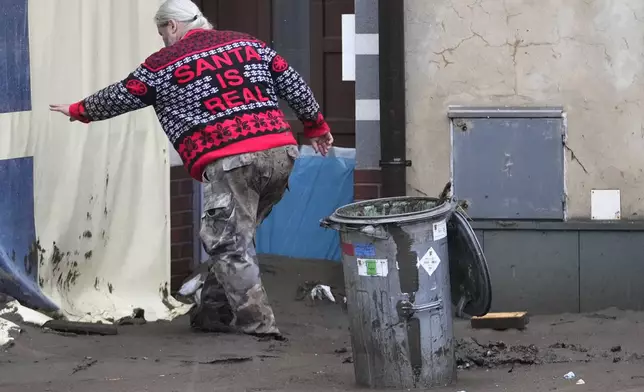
[0,317,20,347]
[178,272,206,296]
[310,285,336,303]
[0,300,52,327]
[576,379,585,385]
[418,247,441,276]
[195,288,203,306]
[564,371,576,380]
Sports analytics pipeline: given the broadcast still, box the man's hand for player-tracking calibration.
[311,132,334,156]
[50,104,76,122]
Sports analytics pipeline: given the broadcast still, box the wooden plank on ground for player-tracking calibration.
[43,320,118,336]
[471,312,529,330]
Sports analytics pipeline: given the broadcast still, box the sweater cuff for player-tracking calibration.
[302,113,330,138]
[69,101,91,123]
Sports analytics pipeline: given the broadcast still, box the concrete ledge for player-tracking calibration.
[471,220,644,316]
[470,220,644,231]
[447,106,564,118]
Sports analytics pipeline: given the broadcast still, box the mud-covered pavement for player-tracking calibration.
[2,256,644,392]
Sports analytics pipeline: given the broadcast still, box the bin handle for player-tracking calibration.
[320,218,390,240]
[319,217,337,230]
[397,299,443,319]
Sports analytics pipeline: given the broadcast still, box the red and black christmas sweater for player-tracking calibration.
[69,29,330,181]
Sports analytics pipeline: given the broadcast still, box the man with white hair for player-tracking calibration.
[50,0,334,338]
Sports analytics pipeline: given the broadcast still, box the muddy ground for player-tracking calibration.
[2,256,644,392]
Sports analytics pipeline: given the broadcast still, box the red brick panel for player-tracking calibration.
[354,169,381,184]
[171,211,193,227]
[171,243,194,260]
[170,195,192,212]
[171,226,192,243]
[354,169,382,201]
[170,166,196,292]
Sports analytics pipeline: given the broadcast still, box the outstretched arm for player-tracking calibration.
[50,65,158,123]
[263,47,334,155]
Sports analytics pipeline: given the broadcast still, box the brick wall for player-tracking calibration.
[354,169,382,201]
[170,166,196,292]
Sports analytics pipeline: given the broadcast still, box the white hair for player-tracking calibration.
[155,0,213,31]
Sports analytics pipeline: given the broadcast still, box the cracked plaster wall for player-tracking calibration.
[405,0,644,219]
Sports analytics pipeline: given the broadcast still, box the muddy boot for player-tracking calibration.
[190,272,237,333]
[226,282,282,337]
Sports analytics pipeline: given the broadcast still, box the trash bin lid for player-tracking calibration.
[328,196,455,226]
[448,208,492,318]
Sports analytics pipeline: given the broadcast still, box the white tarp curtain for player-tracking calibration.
[0,0,191,322]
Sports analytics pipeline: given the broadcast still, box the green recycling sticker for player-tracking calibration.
[358,258,389,277]
[366,260,378,276]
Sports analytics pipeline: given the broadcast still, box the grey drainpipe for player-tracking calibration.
[378,0,410,197]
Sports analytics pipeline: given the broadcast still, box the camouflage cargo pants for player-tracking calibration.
[191,145,298,336]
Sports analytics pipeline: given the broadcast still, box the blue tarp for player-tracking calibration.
[0,157,57,310]
[256,146,355,261]
[0,5,52,310]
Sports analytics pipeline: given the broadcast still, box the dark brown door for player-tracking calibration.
[196,0,356,148]
[200,0,272,43]
[308,0,356,148]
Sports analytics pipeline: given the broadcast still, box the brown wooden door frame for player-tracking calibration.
[307,0,356,148]
[194,0,355,148]
[309,0,324,102]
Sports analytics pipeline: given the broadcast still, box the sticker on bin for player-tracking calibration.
[354,243,376,258]
[341,242,355,256]
[418,247,441,276]
[432,220,447,241]
[357,258,389,277]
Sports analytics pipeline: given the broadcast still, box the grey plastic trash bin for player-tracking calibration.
[322,196,491,389]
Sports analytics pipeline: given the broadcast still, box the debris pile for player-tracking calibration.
[457,337,644,370]
[456,338,543,368]
[295,281,344,305]
[0,317,20,348]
